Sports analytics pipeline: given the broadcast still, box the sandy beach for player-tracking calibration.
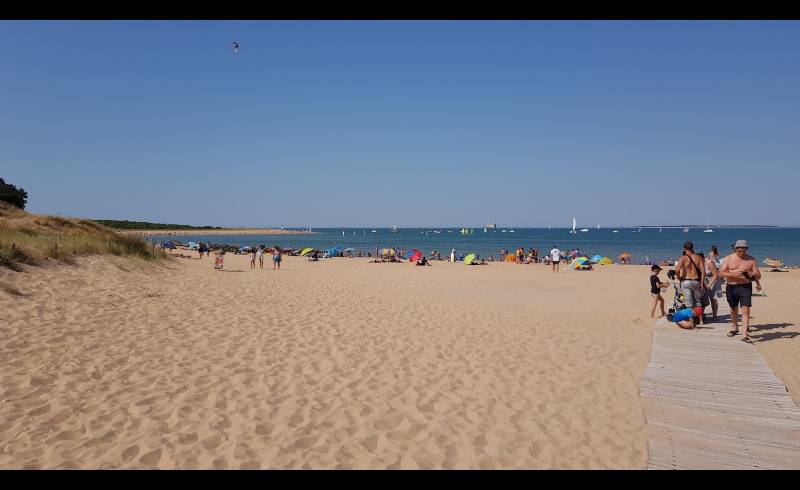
[117,229,313,237]
[1,255,798,469]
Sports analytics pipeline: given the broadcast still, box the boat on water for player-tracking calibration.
[485,223,497,230]
[391,225,398,233]
[596,224,600,230]
[580,228,589,232]
[509,229,515,233]
[612,230,619,233]
[483,227,487,233]
[371,229,377,233]
[682,227,689,233]
[659,227,662,232]
[703,220,713,233]
[501,229,507,233]
[570,217,577,234]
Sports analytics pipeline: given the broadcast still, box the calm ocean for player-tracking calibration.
[150,227,800,266]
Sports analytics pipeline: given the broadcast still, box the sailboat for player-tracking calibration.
[659,227,662,232]
[570,217,577,234]
[391,225,398,233]
[612,230,619,233]
[509,229,515,233]
[703,219,713,233]
[483,227,487,233]
[682,227,689,233]
[596,223,600,230]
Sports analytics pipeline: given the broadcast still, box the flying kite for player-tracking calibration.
[233,42,240,54]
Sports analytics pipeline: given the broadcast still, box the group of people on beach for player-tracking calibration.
[650,240,764,343]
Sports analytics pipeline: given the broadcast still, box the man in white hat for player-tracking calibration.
[719,239,762,342]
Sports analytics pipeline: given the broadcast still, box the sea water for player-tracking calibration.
[149,227,800,266]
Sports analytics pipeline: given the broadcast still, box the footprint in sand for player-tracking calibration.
[178,432,198,445]
[121,445,139,463]
[28,403,50,417]
[56,427,85,440]
[201,434,222,450]
[139,448,162,466]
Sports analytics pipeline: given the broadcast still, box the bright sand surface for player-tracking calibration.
[1,255,798,469]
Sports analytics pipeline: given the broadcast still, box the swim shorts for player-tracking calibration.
[726,283,752,308]
[673,308,694,323]
[679,280,702,308]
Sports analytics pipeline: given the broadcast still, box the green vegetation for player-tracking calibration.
[0,178,28,210]
[0,203,166,271]
[92,219,222,230]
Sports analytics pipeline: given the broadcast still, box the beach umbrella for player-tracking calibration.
[597,257,613,265]
[590,254,604,263]
[300,247,315,256]
[618,252,631,259]
[344,248,356,252]
[464,253,477,265]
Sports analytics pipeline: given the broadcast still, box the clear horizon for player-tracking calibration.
[3,21,799,227]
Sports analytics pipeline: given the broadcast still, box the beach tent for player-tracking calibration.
[590,254,604,263]
[504,254,516,262]
[405,249,422,259]
[571,257,590,269]
[597,257,613,265]
[326,246,342,257]
[161,241,176,249]
[464,253,477,265]
[300,247,315,256]
[239,246,251,253]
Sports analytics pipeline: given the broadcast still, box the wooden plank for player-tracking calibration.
[641,300,800,469]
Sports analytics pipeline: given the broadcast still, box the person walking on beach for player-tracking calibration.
[257,245,264,269]
[649,265,669,318]
[705,248,722,319]
[450,248,456,263]
[676,241,706,325]
[272,246,282,270]
[250,248,257,269]
[720,240,762,342]
[550,245,561,272]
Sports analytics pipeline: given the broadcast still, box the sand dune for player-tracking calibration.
[1,255,797,469]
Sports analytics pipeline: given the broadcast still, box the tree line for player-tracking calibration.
[91,220,223,230]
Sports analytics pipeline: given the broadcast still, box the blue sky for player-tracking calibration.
[2,21,799,227]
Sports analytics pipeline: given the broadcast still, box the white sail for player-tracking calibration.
[570,217,577,234]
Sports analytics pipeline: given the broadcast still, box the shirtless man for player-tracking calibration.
[719,240,761,342]
[675,241,706,325]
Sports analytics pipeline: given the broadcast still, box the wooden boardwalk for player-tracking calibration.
[641,302,800,469]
